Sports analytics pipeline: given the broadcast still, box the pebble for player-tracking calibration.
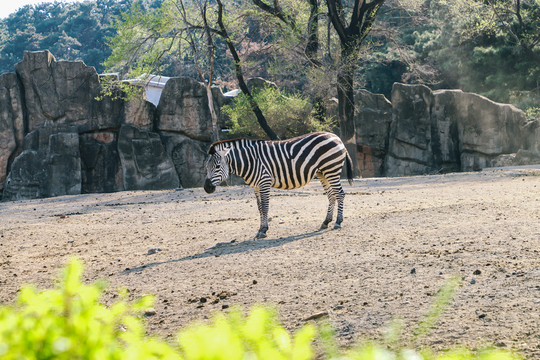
[303,311,329,321]
[144,309,156,316]
[147,248,162,255]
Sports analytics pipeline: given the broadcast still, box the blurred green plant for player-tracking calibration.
[0,259,525,360]
[222,86,335,139]
[0,258,176,359]
[178,306,316,360]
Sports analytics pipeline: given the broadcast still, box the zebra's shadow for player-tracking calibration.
[122,230,324,274]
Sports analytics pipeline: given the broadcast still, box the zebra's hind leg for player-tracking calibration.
[254,186,270,239]
[317,173,336,230]
[334,186,345,229]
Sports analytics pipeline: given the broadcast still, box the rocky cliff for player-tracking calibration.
[0,50,538,201]
[357,84,539,177]
[0,50,232,201]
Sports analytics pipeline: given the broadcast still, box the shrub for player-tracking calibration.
[0,258,177,359]
[222,86,335,139]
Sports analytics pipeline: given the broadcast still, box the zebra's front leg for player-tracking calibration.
[254,186,270,239]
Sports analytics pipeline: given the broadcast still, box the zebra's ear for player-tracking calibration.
[216,148,231,158]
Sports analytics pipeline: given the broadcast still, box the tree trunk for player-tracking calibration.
[216,0,278,140]
[205,84,219,142]
[336,45,358,174]
[326,0,385,176]
[306,0,320,60]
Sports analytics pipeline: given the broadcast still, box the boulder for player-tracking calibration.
[384,84,536,175]
[79,132,123,193]
[385,83,438,176]
[15,50,101,132]
[157,77,235,187]
[354,90,392,177]
[157,77,214,140]
[0,73,24,195]
[451,91,529,171]
[160,133,209,188]
[492,149,540,168]
[117,125,179,190]
[3,125,81,201]
[430,90,461,172]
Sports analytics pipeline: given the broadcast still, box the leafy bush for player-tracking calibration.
[222,86,335,139]
[0,258,177,359]
[0,259,525,360]
[178,306,315,360]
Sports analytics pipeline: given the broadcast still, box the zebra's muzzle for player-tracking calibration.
[204,179,216,194]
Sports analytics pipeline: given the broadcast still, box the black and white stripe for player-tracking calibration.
[204,131,353,238]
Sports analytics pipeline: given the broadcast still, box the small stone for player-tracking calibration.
[470,279,476,284]
[200,297,207,303]
[252,280,258,285]
[221,304,229,309]
[410,268,416,274]
[478,313,486,319]
[144,309,156,316]
[147,248,162,255]
[473,269,481,275]
[304,311,329,321]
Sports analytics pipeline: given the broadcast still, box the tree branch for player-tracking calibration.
[215,0,278,140]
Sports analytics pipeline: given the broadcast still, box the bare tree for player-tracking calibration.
[215,0,279,140]
[176,0,220,141]
[326,0,385,175]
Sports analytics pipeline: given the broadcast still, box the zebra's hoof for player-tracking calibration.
[255,232,267,239]
[319,223,329,230]
[333,223,341,230]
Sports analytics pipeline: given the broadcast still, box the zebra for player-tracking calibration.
[203,131,353,239]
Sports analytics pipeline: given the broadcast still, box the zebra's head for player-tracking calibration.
[204,147,231,194]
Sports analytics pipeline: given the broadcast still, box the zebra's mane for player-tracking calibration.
[207,138,264,155]
[207,132,329,154]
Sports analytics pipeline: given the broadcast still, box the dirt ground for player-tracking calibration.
[0,166,539,358]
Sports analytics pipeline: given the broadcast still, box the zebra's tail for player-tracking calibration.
[345,151,354,186]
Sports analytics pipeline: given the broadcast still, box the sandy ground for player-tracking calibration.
[0,166,539,357]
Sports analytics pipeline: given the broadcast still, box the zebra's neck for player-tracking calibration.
[215,139,263,183]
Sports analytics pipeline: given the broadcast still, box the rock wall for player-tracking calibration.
[0,73,24,194]
[0,50,538,201]
[0,50,223,201]
[354,90,393,177]
[381,83,538,176]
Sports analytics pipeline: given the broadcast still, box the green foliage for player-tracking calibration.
[177,306,316,360]
[387,0,540,110]
[222,86,335,139]
[104,0,232,82]
[0,258,177,359]
[0,260,525,360]
[0,0,141,75]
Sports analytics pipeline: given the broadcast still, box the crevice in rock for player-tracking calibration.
[159,129,212,142]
